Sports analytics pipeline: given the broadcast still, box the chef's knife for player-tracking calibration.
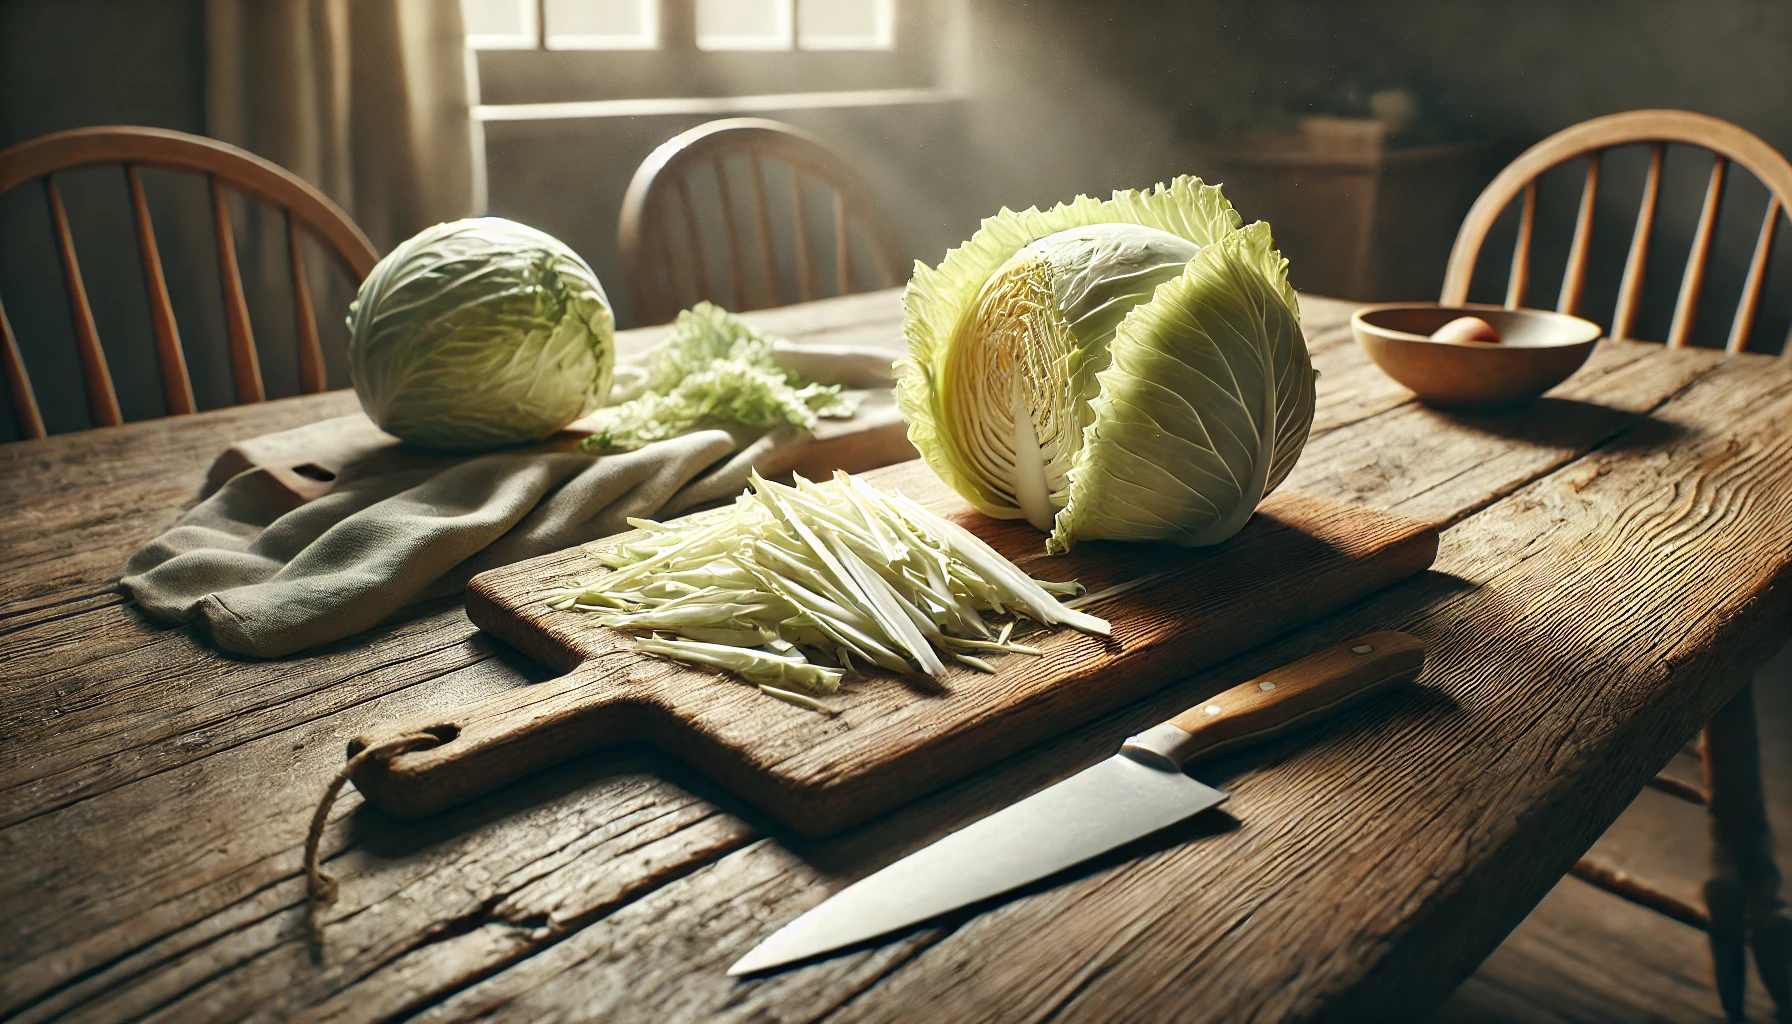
[728,630,1424,976]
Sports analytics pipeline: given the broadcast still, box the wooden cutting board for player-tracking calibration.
[348,459,1439,835]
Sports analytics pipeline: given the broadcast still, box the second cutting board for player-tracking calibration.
[349,459,1438,834]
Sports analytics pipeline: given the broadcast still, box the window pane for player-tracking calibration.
[696,0,793,51]
[798,0,893,50]
[545,0,659,49]
[461,0,536,48]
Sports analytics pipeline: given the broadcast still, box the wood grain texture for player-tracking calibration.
[4,289,1792,1024]
[1161,630,1425,750]
[351,473,1436,832]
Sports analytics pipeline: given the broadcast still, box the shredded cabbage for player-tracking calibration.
[579,302,858,452]
[547,470,1110,710]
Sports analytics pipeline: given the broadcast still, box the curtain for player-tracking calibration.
[204,0,485,253]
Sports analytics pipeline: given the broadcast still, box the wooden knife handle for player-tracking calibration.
[1121,631,1424,771]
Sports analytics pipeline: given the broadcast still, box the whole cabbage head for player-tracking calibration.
[897,176,1315,553]
[347,218,615,450]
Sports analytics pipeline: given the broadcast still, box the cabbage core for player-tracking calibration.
[939,224,1200,530]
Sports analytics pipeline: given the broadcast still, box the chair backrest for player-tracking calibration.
[619,118,905,326]
[1441,109,1792,356]
[0,125,379,440]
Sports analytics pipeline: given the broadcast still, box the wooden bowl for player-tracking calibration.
[1351,304,1602,408]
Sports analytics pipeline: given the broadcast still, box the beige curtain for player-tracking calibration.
[204,0,485,253]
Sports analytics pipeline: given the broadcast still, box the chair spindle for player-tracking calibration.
[713,160,750,311]
[1558,155,1601,316]
[209,175,264,403]
[1,300,44,439]
[1613,144,1666,342]
[127,165,196,415]
[675,177,712,305]
[655,207,680,317]
[1668,156,1729,349]
[1505,181,1537,308]
[1727,199,1780,355]
[45,175,123,426]
[0,126,377,438]
[833,189,851,295]
[748,154,779,307]
[286,210,327,393]
[790,170,817,302]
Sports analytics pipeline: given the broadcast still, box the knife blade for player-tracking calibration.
[728,630,1425,976]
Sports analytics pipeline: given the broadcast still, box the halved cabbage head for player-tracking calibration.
[897,176,1315,553]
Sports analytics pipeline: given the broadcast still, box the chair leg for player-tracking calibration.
[1703,682,1792,1023]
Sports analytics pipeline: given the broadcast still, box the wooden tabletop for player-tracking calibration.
[4,288,1791,1023]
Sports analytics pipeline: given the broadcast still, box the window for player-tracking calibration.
[695,0,792,51]
[798,0,895,50]
[462,0,951,120]
[546,0,660,50]
[462,0,894,52]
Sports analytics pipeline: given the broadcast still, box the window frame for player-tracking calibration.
[470,0,942,108]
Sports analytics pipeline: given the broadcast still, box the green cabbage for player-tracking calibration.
[347,218,615,450]
[897,176,1315,553]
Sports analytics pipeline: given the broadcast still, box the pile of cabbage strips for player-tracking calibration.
[897,176,1315,553]
[579,301,857,453]
[548,470,1109,710]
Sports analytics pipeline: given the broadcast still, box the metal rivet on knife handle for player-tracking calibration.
[1120,631,1425,771]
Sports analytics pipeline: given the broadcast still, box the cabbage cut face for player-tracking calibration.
[348,218,615,450]
[897,177,1315,553]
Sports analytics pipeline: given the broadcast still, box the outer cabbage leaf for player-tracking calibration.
[1046,222,1313,552]
[897,176,1243,521]
[348,218,614,450]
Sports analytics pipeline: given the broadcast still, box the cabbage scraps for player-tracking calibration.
[579,302,857,453]
[546,470,1110,710]
[347,218,615,450]
[898,176,1316,553]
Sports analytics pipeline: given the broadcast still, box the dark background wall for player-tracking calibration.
[5,0,1792,439]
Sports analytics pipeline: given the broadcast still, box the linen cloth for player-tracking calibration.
[121,350,896,658]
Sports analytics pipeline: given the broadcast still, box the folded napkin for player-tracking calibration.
[121,346,900,658]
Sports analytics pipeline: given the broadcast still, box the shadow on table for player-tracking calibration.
[1425,396,1688,450]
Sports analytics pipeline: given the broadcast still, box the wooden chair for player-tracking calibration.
[1443,109,1792,356]
[1444,109,1792,1022]
[619,118,905,326]
[0,125,379,440]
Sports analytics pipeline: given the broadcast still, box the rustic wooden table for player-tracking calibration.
[4,288,1791,1023]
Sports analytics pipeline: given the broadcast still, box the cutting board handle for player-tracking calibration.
[346,656,651,818]
[1121,631,1425,771]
